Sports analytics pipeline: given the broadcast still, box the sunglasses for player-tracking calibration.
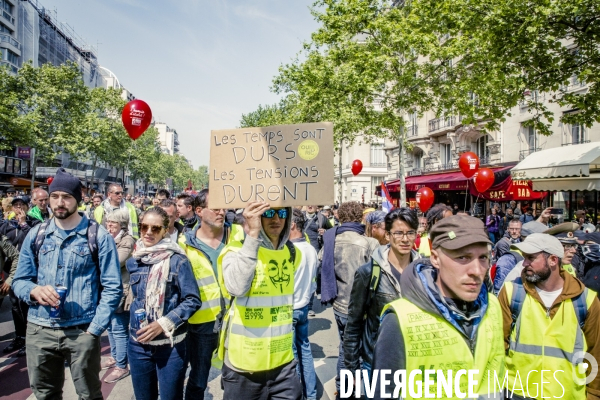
[262,209,288,219]
[111,191,123,195]
[139,223,164,234]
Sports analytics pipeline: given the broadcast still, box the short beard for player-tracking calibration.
[53,206,78,220]
[524,264,552,283]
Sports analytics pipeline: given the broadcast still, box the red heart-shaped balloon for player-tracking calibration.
[351,159,363,176]
[122,100,152,140]
[473,168,495,192]
[458,151,480,178]
[416,187,434,213]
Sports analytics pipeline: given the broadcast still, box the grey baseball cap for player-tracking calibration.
[511,233,564,259]
[521,221,548,237]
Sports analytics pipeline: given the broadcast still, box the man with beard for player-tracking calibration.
[499,233,600,399]
[12,168,122,399]
[176,193,199,232]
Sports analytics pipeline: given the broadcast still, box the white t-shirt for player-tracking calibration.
[535,286,563,308]
[292,240,319,310]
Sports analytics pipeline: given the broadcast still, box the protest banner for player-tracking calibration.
[208,122,334,209]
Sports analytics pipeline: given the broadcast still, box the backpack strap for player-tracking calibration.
[366,259,381,310]
[509,278,527,334]
[87,219,100,268]
[285,240,296,265]
[32,219,52,268]
[572,288,589,330]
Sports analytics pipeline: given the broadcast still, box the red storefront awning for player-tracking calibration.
[380,166,546,201]
[468,175,547,201]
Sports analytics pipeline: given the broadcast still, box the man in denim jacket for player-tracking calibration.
[12,168,122,400]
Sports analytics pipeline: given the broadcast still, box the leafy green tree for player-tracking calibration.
[192,165,209,190]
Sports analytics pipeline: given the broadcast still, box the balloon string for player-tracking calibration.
[464,179,469,212]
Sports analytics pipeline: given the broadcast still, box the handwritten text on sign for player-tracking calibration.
[208,122,334,209]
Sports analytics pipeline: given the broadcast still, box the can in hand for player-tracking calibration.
[135,309,148,330]
[49,286,68,319]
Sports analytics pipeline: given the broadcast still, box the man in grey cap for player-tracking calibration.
[493,221,547,294]
[499,233,600,398]
[371,215,504,399]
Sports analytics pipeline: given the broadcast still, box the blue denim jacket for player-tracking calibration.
[12,215,123,336]
[127,253,201,341]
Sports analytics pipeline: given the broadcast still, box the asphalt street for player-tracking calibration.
[0,295,340,400]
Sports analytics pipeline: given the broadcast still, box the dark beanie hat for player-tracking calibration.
[49,168,83,204]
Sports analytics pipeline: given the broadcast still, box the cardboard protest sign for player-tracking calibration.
[209,122,334,209]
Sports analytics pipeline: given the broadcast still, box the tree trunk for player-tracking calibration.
[338,139,343,205]
[90,156,98,195]
[398,129,406,207]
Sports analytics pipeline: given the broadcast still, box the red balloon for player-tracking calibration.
[416,187,434,213]
[351,159,363,176]
[458,152,480,178]
[46,177,54,185]
[122,100,152,140]
[473,168,495,192]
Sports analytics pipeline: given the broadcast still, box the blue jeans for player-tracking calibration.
[128,337,188,400]
[334,311,348,394]
[488,232,497,244]
[107,311,130,368]
[292,305,317,400]
[185,322,218,400]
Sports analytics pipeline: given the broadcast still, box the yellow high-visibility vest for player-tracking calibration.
[229,224,245,242]
[178,234,232,325]
[504,281,595,399]
[418,233,431,257]
[215,240,301,371]
[383,295,505,399]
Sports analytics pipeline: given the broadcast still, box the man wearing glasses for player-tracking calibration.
[344,208,421,384]
[93,183,138,239]
[218,201,303,399]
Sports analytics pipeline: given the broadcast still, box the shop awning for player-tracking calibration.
[383,171,470,193]
[468,174,547,201]
[9,177,43,187]
[511,142,600,180]
[529,174,600,191]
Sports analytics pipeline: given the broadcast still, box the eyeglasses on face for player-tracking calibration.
[262,209,288,219]
[111,191,123,195]
[563,243,578,250]
[389,230,417,240]
[139,223,164,234]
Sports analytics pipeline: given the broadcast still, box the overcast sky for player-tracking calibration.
[39,0,319,168]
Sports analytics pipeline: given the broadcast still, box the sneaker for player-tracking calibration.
[308,310,316,317]
[16,345,26,357]
[3,336,25,354]
[101,357,117,370]
[104,367,130,383]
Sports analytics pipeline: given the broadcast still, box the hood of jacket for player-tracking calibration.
[259,207,293,250]
[400,258,488,339]
[372,244,421,292]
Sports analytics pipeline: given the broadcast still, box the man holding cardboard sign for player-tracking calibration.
[217,201,303,399]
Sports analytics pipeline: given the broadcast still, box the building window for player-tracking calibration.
[441,143,452,165]
[571,123,586,145]
[525,125,537,150]
[370,143,386,167]
[0,22,11,34]
[3,48,18,64]
[476,135,490,161]
[414,149,423,169]
[372,176,383,190]
[1,0,12,15]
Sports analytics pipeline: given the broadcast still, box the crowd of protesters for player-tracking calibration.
[2,173,600,400]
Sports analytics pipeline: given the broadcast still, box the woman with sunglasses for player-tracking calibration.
[126,207,201,400]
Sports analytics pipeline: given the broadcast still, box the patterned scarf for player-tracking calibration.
[132,238,185,322]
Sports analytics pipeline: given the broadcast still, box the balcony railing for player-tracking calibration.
[370,162,387,167]
[0,33,20,50]
[562,77,587,92]
[408,169,422,177]
[423,162,458,172]
[406,125,418,136]
[562,140,590,147]
[519,90,545,108]
[519,148,541,160]
[0,60,17,73]
[428,116,456,132]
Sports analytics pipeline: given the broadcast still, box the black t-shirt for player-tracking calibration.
[303,212,332,252]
